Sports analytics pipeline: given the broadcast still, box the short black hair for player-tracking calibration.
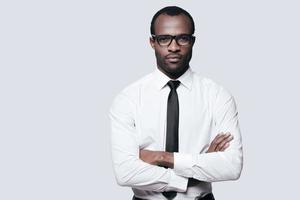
[150,6,195,35]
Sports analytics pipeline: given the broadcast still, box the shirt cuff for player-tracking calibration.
[173,152,195,177]
[166,169,188,192]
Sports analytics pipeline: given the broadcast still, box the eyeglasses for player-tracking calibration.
[151,34,194,47]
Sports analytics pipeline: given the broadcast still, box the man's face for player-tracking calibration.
[150,14,195,79]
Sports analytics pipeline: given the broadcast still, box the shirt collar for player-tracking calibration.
[153,67,193,91]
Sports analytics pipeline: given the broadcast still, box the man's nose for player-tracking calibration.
[167,39,180,52]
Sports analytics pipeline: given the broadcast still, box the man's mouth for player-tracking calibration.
[167,58,180,63]
[166,55,181,63]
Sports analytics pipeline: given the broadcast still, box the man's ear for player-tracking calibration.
[191,36,196,46]
[149,37,155,49]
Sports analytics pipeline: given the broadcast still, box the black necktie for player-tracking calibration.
[162,80,180,200]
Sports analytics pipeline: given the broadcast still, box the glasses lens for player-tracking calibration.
[177,35,192,46]
[156,35,172,46]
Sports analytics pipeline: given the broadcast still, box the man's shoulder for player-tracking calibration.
[113,71,154,102]
[192,71,221,89]
[191,70,233,98]
[121,72,154,94]
[110,72,154,111]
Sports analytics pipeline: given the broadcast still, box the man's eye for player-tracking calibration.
[178,35,190,42]
[158,36,171,43]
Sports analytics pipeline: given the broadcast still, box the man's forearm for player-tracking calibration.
[140,133,233,169]
[139,149,174,168]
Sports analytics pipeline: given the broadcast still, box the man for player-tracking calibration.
[110,6,243,200]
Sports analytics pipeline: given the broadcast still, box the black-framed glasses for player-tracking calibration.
[152,34,194,47]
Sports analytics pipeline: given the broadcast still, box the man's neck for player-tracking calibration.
[157,66,190,80]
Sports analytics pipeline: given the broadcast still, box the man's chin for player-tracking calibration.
[165,65,187,78]
[157,62,188,78]
[165,62,182,71]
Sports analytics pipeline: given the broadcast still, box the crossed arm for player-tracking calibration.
[139,132,234,168]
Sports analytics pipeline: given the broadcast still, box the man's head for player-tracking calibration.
[150,6,195,79]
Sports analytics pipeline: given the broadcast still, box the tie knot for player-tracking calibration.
[167,80,180,90]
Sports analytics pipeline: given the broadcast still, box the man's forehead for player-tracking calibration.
[154,14,192,34]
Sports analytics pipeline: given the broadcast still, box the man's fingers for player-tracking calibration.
[212,133,224,142]
[206,132,234,153]
[206,133,223,153]
[220,142,230,151]
[215,133,233,151]
[215,132,230,144]
[215,134,234,151]
[209,132,224,151]
[219,137,234,151]
[211,133,229,151]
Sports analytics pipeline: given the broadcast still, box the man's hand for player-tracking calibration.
[206,132,234,153]
[139,150,174,168]
[188,133,234,186]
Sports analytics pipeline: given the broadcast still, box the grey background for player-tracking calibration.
[0,0,299,199]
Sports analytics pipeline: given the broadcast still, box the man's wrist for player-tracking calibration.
[156,151,174,168]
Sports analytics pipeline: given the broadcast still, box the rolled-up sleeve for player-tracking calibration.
[173,87,243,182]
[109,92,188,191]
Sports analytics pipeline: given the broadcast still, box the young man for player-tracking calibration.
[110,6,243,200]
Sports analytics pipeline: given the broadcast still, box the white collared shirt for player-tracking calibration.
[109,68,243,200]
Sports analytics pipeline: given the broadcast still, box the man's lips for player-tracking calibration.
[165,54,181,63]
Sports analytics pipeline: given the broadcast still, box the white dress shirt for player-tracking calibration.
[109,68,243,200]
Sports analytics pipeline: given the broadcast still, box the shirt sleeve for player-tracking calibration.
[173,87,243,182]
[109,92,188,192]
